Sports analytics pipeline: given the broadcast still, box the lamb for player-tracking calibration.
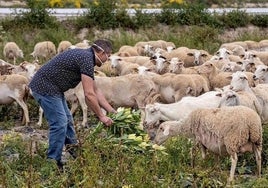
[57,40,72,54]
[154,106,262,182]
[31,41,57,62]
[0,74,30,126]
[3,42,24,65]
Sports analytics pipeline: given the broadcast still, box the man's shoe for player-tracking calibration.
[47,158,64,173]
[65,144,79,159]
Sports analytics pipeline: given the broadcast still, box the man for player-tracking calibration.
[29,39,116,169]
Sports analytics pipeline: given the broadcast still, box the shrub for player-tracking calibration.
[250,15,268,28]
[219,10,251,29]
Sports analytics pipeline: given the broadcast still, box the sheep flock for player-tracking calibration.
[1,38,268,183]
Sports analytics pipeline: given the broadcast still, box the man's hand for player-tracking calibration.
[99,116,113,126]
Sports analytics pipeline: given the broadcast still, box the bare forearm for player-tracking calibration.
[96,89,117,113]
[85,94,105,119]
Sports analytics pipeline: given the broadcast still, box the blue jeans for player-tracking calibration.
[32,91,77,162]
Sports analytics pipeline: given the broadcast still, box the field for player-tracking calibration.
[1,4,268,186]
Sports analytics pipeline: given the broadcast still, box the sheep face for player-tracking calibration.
[154,123,171,145]
[253,65,268,81]
[230,71,249,91]
[143,104,161,128]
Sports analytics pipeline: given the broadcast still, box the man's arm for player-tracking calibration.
[93,81,117,113]
[81,74,113,126]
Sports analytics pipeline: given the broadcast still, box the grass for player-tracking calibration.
[1,17,268,187]
[1,106,268,187]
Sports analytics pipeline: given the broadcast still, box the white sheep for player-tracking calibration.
[57,40,72,54]
[197,60,256,90]
[143,90,224,139]
[259,39,268,51]
[116,45,140,57]
[253,64,268,83]
[168,57,198,74]
[154,106,262,182]
[242,50,268,66]
[0,74,30,126]
[3,42,24,65]
[31,41,57,62]
[230,71,268,124]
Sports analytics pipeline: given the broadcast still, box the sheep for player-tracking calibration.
[143,90,224,139]
[31,41,57,62]
[154,106,262,182]
[240,58,264,73]
[242,50,268,66]
[221,61,243,72]
[150,73,209,103]
[162,47,211,67]
[73,39,90,49]
[110,58,141,76]
[197,60,256,90]
[116,45,140,57]
[230,71,268,124]
[244,40,260,51]
[259,39,268,51]
[168,57,199,74]
[0,74,30,126]
[134,40,176,56]
[219,86,262,118]
[3,42,24,65]
[57,40,72,54]
[253,64,268,83]
[214,47,242,62]
[109,55,152,67]
[220,41,248,51]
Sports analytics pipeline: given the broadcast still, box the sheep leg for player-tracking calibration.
[190,141,199,168]
[37,107,43,127]
[228,153,238,183]
[14,99,29,126]
[253,145,262,177]
[76,95,88,128]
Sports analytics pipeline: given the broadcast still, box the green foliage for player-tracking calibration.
[251,15,268,28]
[75,0,119,30]
[1,0,58,30]
[219,10,251,29]
[134,10,158,29]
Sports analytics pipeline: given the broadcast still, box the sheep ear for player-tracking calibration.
[163,126,169,136]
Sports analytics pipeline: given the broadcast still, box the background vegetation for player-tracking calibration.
[1,0,268,187]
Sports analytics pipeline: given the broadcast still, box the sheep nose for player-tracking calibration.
[149,132,156,141]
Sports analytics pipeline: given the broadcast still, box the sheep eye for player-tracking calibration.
[262,69,266,72]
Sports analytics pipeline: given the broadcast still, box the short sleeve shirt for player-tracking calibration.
[29,47,95,96]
